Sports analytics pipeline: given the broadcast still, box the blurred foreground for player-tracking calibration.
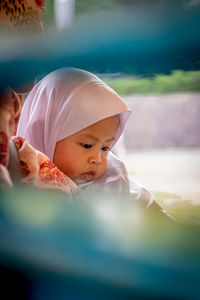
[0,187,200,299]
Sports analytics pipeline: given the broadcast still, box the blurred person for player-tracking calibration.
[0,89,21,187]
[0,88,77,195]
[17,68,154,207]
[0,0,76,192]
[0,0,47,186]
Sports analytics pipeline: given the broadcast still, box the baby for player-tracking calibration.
[53,115,119,185]
[17,68,154,206]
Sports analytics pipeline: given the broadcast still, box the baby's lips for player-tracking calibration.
[81,171,96,179]
[88,171,95,176]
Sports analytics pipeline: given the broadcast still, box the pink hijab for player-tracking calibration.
[17,68,153,204]
[17,68,131,160]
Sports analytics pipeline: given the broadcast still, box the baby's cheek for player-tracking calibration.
[53,158,73,178]
[63,161,81,178]
[96,158,108,179]
[103,155,108,169]
[63,165,76,177]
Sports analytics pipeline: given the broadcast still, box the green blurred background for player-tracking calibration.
[43,0,200,94]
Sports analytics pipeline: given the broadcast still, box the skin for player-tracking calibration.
[53,115,120,184]
[0,89,22,168]
[0,89,22,137]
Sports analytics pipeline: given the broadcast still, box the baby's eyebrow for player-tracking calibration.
[79,134,115,142]
[79,134,99,141]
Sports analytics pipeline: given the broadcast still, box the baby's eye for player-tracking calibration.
[102,146,110,152]
[80,143,92,149]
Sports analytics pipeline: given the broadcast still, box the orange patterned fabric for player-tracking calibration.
[11,136,78,195]
[0,0,45,33]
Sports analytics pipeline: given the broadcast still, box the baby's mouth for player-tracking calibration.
[80,171,96,180]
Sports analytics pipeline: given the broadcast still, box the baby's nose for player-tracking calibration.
[88,151,102,164]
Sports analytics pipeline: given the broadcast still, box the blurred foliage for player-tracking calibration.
[43,0,123,26]
[153,191,200,226]
[44,0,197,19]
[43,0,55,28]
[43,0,198,26]
[75,0,120,14]
[104,70,200,95]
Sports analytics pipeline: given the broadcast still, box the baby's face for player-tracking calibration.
[53,115,119,184]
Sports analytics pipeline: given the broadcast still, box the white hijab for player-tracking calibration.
[17,68,147,201]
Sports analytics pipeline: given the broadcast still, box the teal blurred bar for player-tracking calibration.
[0,2,200,90]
